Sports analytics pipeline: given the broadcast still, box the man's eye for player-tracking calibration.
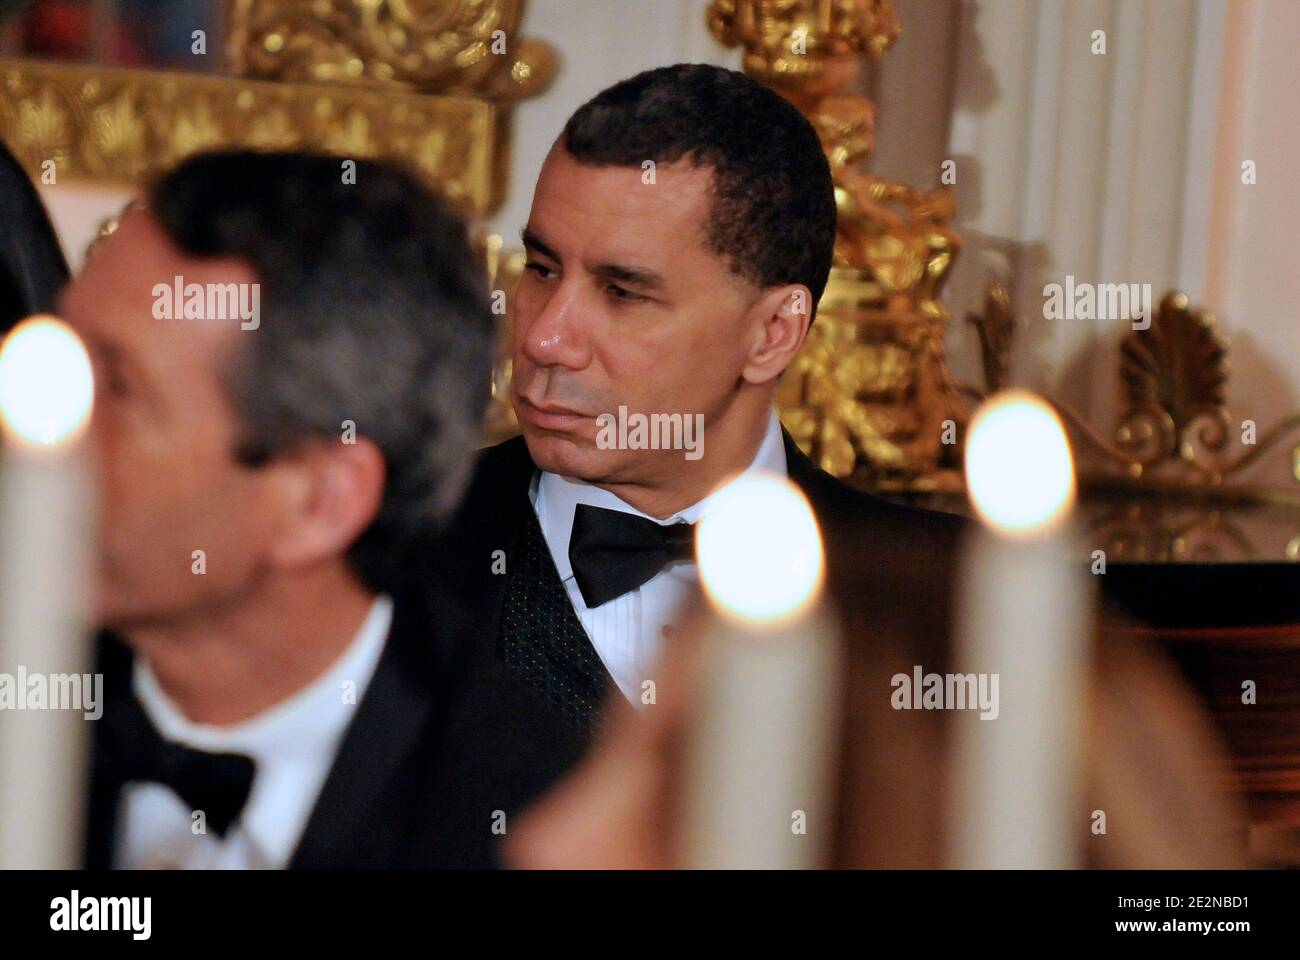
[96,363,129,397]
[524,261,557,281]
[606,284,645,303]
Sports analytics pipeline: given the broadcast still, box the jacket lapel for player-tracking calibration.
[432,437,538,646]
[82,633,133,869]
[782,426,847,513]
[288,595,448,868]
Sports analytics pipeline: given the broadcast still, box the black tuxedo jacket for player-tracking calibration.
[83,587,586,869]
[433,429,967,735]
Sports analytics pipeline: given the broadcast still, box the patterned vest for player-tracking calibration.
[497,508,612,740]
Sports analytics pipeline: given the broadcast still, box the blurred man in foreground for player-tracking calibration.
[64,151,579,868]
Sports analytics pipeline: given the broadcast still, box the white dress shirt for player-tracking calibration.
[117,595,393,870]
[531,409,788,703]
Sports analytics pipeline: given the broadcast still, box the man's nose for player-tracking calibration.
[517,283,592,371]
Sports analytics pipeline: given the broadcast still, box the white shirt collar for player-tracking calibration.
[534,409,788,583]
[131,594,394,867]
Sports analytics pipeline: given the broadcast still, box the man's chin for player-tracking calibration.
[92,575,165,635]
[521,429,621,482]
[94,593,140,634]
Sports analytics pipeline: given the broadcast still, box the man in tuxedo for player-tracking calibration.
[65,151,580,869]
[437,64,964,741]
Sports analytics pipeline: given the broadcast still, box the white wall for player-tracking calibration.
[1206,0,1300,477]
[39,183,134,274]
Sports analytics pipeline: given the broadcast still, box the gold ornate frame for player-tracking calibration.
[0,57,505,215]
[0,1,557,217]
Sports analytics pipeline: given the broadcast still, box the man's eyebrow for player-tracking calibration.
[520,226,559,262]
[77,321,137,372]
[521,225,666,291]
[87,330,165,405]
[590,262,666,291]
[81,329,123,369]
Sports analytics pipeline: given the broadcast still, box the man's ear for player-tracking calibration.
[741,284,813,386]
[264,436,386,573]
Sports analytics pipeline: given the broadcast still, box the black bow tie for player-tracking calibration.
[101,693,257,838]
[568,503,696,608]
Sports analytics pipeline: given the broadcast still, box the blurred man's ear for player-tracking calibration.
[741,284,813,386]
[264,436,386,573]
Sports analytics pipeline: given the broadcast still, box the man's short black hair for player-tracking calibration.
[562,63,836,312]
[149,150,493,598]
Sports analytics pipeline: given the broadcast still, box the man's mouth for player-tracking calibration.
[516,393,591,430]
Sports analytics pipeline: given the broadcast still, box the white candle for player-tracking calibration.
[949,390,1091,868]
[682,473,842,869]
[0,316,96,869]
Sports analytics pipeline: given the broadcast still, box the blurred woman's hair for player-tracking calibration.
[829,524,1248,869]
[0,137,69,333]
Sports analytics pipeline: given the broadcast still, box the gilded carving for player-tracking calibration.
[709,0,966,490]
[227,0,557,101]
[0,58,503,216]
[1052,292,1300,492]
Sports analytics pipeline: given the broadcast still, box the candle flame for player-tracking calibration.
[696,473,825,626]
[0,316,95,449]
[965,390,1076,537]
